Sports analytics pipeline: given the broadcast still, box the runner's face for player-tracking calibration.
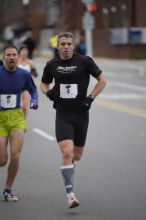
[4,48,18,71]
[19,48,29,59]
[58,37,75,60]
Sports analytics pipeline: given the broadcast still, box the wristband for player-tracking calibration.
[88,95,94,101]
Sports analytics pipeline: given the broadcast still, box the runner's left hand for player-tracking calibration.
[81,96,94,110]
[30,101,38,109]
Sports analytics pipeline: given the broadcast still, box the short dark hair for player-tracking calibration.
[3,44,18,53]
[57,32,75,45]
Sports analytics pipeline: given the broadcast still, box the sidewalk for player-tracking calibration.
[93,57,146,76]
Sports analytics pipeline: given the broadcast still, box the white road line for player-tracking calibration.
[105,72,131,78]
[91,78,146,92]
[99,93,146,100]
[32,128,55,141]
[108,81,146,92]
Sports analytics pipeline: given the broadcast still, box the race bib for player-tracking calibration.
[60,84,78,99]
[0,94,17,108]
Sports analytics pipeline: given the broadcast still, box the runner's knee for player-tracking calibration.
[62,147,73,161]
[0,159,7,167]
[10,152,21,162]
[63,150,73,160]
[74,147,84,161]
[74,154,82,161]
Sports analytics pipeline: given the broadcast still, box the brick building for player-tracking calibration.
[58,0,146,58]
[0,0,146,58]
[0,0,52,43]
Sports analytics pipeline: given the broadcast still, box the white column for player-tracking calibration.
[85,29,93,57]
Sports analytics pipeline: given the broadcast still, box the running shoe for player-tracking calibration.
[67,193,79,209]
[3,189,18,202]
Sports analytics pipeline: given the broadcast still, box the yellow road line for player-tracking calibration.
[95,98,146,119]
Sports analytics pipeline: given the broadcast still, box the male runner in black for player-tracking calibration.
[40,32,106,208]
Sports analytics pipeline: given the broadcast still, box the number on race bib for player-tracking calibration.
[0,94,17,108]
[60,84,78,99]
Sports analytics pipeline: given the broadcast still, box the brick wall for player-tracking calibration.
[93,0,146,58]
[136,0,146,26]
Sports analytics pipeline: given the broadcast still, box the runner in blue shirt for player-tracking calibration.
[0,44,38,201]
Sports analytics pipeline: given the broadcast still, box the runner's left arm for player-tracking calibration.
[25,74,38,109]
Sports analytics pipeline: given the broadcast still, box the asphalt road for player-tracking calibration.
[0,57,146,220]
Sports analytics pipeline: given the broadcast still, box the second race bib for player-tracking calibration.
[0,94,17,108]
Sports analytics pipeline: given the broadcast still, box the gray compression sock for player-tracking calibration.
[61,164,74,194]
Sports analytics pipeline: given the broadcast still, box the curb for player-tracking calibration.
[93,57,146,77]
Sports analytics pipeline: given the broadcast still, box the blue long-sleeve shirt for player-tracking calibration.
[0,66,38,110]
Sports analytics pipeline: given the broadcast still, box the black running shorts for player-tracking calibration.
[55,110,89,147]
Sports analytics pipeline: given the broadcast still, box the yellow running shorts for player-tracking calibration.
[0,109,27,137]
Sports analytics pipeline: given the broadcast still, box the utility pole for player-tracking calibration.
[81,0,96,57]
[22,0,29,6]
